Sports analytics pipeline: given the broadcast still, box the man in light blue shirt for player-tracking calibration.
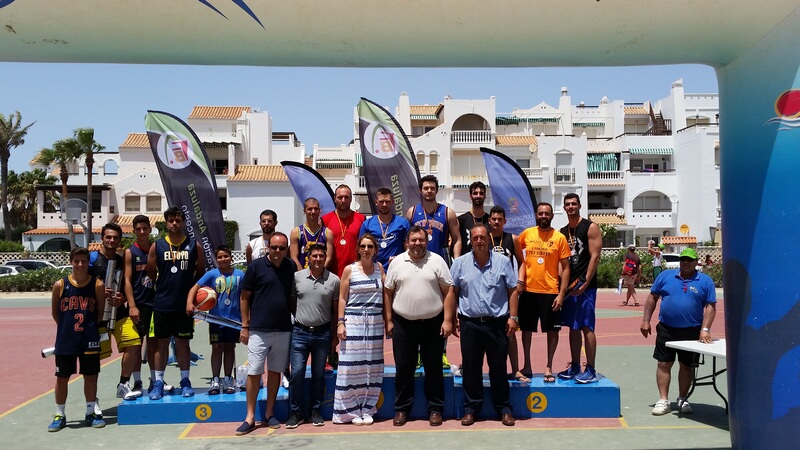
[450,224,519,427]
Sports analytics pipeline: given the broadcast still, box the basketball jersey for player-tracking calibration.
[458,211,487,254]
[411,203,450,262]
[154,236,199,312]
[490,231,516,262]
[89,251,128,319]
[560,218,598,289]
[297,224,329,269]
[249,236,269,260]
[128,243,155,307]
[54,276,101,355]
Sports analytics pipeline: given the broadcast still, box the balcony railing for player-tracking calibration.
[587,170,624,181]
[451,130,492,144]
[554,167,575,184]
[522,167,543,179]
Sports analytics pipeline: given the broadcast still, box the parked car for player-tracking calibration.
[662,254,703,272]
[0,265,28,277]
[4,259,59,271]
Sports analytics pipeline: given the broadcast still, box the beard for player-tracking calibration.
[537,217,551,228]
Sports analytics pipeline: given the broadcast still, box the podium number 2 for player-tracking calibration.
[527,392,548,413]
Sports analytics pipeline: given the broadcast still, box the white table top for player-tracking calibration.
[665,338,727,359]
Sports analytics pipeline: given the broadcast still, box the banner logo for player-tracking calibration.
[365,122,399,159]
[765,88,800,130]
[156,132,193,169]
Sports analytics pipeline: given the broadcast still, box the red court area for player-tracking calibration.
[0,290,724,417]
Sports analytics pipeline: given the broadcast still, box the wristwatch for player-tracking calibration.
[701,327,711,332]
[510,316,519,323]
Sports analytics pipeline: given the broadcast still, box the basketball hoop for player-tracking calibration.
[60,198,89,226]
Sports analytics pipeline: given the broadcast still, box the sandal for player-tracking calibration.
[543,374,556,383]
[514,371,531,383]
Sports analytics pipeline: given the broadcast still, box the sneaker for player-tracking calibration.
[48,414,66,432]
[117,382,132,399]
[442,353,451,370]
[93,398,102,416]
[352,416,364,426]
[85,413,106,428]
[362,414,373,426]
[149,380,165,400]
[677,397,693,414]
[575,365,599,384]
[557,362,582,380]
[180,377,195,397]
[223,376,236,394]
[311,409,324,426]
[285,412,304,429]
[125,381,143,400]
[281,373,290,389]
[208,379,220,395]
[652,399,672,416]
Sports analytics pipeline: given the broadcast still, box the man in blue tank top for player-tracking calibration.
[146,206,205,400]
[360,188,409,267]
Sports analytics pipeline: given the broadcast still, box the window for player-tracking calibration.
[515,159,530,169]
[416,151,426,171]
[125,195,140,212]
[104,160,118,175]
[146,195,161,212]
[429,152,439,172]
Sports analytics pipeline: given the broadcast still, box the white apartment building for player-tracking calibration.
[26,106,305,251]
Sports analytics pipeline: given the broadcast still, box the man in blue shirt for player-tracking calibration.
[360,187,409,267]
[640,248,716,416]
[450,224,518,427]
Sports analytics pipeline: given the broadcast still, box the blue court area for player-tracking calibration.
[118,366,619,424]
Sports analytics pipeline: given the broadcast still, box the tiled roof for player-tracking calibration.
[23,227,103,235]
[409,105,442,116]
[120,133,150,148]
[188,106,251,120]
[496,135,538,146]
[588,214,627,225]
[662,236,698,245]
[227,165,288,182]
[624,106,648,115]
[114,214,164,233]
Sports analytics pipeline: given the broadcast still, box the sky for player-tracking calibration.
[1,63,718,173]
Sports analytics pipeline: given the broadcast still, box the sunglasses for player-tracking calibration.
[269,245,287,251]
[359,244,375,249]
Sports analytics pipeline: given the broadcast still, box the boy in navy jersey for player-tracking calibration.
[48,247,106,432]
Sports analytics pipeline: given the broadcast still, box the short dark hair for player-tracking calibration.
[308,243,326,254]
[69,247,90,262]
[469,181,486,193]
[101,222,122,238]
[376,187,392,197]
[419,175,439,191]
[132,215,151,228]
[260,209,277,221]
[164,206,184,221]
[215,245,232,257]
[489,205,506,218]
[470,223,490,236]
[537,202,553,214]
[407,225,429,240]
[563,193,581,205]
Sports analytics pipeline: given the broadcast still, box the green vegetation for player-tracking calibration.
[0,267,69,292]
[0,240,25,252]
[596,249,722,288]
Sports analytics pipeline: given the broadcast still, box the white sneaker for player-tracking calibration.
[94,398,103,416]
[223,376,236,394]
[652,399,672,415]
[209,378,221,395]
[124,381,143,400]
[116,382,132,399]
[352,417,364,426]
[362,414,374,426]
[677,397,693,414]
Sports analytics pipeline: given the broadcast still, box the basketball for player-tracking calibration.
[194,286,217,312]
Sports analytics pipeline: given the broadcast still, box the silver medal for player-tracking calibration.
[380,241,387,249]
[171,266,178,273]
[428,234,433,241]
[340,239,347,246]
[537,257,545,265]
[224,298,231,306]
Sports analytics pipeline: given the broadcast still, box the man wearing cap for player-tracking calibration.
[620,244,641,306]
[640,248,716,416]
[648,240,665,280]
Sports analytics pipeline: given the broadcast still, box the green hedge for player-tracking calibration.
[0,240,25,252]
[0,267,70,292]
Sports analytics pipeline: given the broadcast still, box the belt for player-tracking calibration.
[459,314,508,323]
[294,322,330,333]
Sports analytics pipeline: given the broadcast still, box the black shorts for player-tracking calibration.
[153,310,194,340]
[136,304,154,338]
[209,323,239,345]
[653,322,701,366]
[55,354,100,378]
[518,292,561,333]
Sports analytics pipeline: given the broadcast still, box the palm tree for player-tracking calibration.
[73,128,105,244]
[7,169,57,229]
[35,140,83,248]
[0,111,36,239]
